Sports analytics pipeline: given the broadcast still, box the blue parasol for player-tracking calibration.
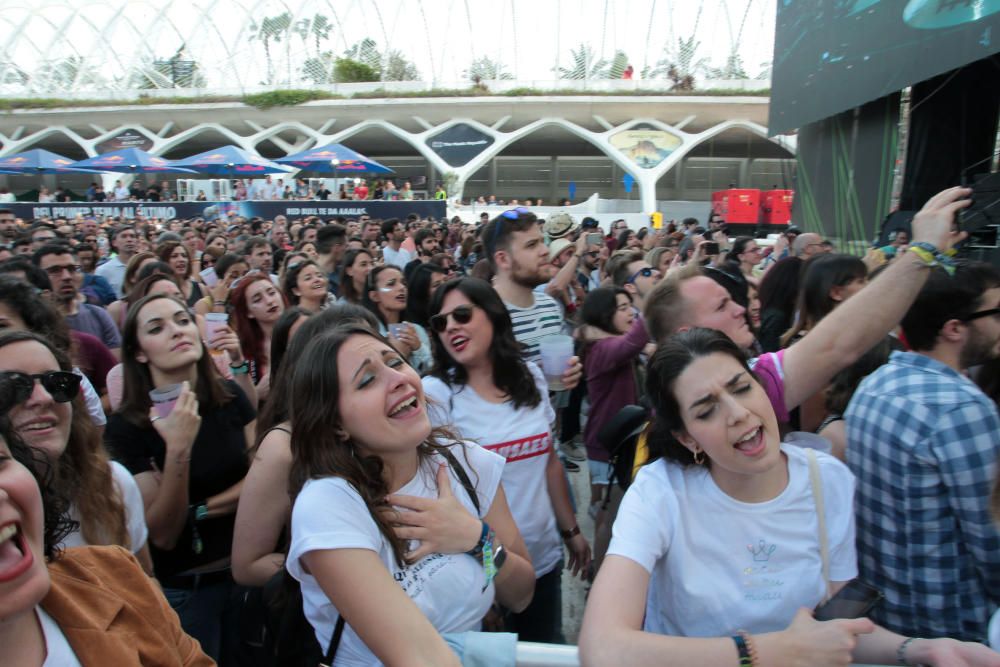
[275,143,393,174]
[68,148,196,174]
[171,145,292,176]
[0,149,101,174]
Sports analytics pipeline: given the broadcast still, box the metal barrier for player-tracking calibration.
[514,643,889,667]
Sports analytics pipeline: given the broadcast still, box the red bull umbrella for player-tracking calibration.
[275,143,393,174]
[69,147,196,174]
[0,149,102,174]
[171,145,292,175]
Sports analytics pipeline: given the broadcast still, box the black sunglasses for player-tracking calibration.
[626,267,656,284]
[0,370,81,405]
[429,304,476,333]
[961,307,1000,322]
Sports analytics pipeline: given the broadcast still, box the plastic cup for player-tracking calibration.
[149,383,182,419]
[783,431,833,455]
[539,335,574,391]
[389,323,408,338]
[199,267,218,287]
[203,313,228,355]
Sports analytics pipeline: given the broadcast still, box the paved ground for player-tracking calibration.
[561,447,595,645]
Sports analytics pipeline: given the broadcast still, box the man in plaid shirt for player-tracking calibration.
[846,261,1000,641]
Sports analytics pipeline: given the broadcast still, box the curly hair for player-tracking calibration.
[0,330,128,548]
[0,416,75,561]
[427,277,541,410]
[288,324,465,568]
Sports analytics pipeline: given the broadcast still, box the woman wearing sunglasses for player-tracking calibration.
[0,329,153,575]
[579,328,999,667]
[363,264,432,374]
[106,293,257,663]
[423,277,590,643]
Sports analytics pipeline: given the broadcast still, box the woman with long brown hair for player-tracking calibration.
[157,240,205,307]
[0,329,153,574]
[286,323,535,664]
[107,293,256,662]
[106,250,157,330]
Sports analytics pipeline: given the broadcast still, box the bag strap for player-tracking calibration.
[438,446,481,515]
[806,448,832,603]
[320,616,346,667]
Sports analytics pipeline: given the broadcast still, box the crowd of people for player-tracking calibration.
[0,186,999,667]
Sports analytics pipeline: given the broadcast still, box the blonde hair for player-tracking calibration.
[642,262,702,344]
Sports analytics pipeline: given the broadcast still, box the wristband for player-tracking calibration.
[560,525,581,541]
[896,637,920,665]
[733,630,758,667]
[229,360,250,375]
[909,242,957,275]
[190,503,209,522]
[466,521,491,560]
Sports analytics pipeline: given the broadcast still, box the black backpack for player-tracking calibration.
[597,404,649,496]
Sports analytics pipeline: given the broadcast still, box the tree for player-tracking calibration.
[334,58,379,83]
[250,12,293,84]
[340,39,419,82]
[0,62,29,87]
[131,46,206,89]
[643,36,710,82]
[294,14,333,54]
[556,43,610,80]
[381,50,420,81]
[706,51,749,79]
[463,56,514,81]
[33,56,106,92]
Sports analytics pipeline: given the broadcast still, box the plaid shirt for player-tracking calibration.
[845,351,1000,641]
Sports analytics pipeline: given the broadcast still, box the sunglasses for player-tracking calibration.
[961,307,1000,322]
[626,267,656,284]
[0,370,81,405]
[429,304,476,333]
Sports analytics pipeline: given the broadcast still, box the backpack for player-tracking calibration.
[597,404,649,496]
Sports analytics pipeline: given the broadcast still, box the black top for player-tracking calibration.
[107,381,255,577]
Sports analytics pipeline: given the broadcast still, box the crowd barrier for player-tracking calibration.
[513,643,889,667]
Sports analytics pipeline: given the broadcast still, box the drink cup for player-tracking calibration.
[783,431,833,455]
[389,323,408,338]
[149,383,183,419]
[539,335,574,391]
[203,312,228,356]
[199,267,218,287]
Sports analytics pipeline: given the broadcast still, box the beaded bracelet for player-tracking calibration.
[896,637,921,665]
[733,630,758,667]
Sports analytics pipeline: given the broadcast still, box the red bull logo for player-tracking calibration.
[203,153,226,161]
[235,165,266,172]
[54,159,71,165]
[2,157,26,164]
[96,156,124,163]
[310,150,336,157]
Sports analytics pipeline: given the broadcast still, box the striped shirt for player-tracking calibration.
[505,292,564,367]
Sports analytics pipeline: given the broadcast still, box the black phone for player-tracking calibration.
[702,241,720,256]
[813,579,883,621]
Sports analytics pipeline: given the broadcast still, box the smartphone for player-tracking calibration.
[813,579,883,621]
[702,241,720,256]
[587,233,603,246]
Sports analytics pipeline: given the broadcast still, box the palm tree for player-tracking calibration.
[463,56,514,81]
[250,12,293,84]
[643,36,710,82]
[556,43,609,80]
[294,14,333,54]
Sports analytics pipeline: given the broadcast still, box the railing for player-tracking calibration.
[514,643,889,667]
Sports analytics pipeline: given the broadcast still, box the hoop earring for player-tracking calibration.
[693,449,705,465]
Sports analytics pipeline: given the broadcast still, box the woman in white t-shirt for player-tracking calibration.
[580,328,999,667]
[0,330,152,573]
[422,277,590,644]
[286,323,535,666]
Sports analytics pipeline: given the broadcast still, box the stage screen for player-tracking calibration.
[769,0,1000,135]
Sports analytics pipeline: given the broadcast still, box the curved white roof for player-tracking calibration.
[0,0,775,95]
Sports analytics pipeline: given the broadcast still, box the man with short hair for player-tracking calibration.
[845,261,1000,642]
[643,186,973,428]
[243,236,274,274]
[381,218,412,269]
[316,224,347,295]
[95,225,138,297]
[0,209,17,242]
[33,244,121,356]
[607,249,661,310]
[74,242,115,305]
[30,225,58,250]
[792,232,827,258]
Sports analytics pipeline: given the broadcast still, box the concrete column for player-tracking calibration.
[550,156,559,204]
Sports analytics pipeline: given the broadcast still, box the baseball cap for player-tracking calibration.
[544,213,577,240]
[581,216,600,229]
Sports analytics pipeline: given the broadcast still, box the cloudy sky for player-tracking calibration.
[1,0,776,91]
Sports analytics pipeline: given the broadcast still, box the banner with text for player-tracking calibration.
[5,199,447,221]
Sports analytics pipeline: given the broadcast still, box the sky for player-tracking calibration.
[0,0,777,92]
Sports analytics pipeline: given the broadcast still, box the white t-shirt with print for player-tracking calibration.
[423,362,562,577]
[288,442,504,667]
[608,444,857,637]
[58,461,148,554]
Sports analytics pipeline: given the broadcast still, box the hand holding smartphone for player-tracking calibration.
[813,579,882,621]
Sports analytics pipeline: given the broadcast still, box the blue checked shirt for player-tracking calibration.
[845,351,1000,641]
